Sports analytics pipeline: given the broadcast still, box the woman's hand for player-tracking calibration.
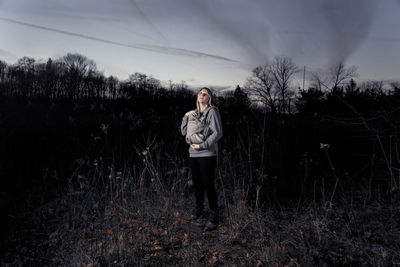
[190,144,200,150]
[185,110,197,117]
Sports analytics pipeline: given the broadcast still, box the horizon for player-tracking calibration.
[1,0,400,89]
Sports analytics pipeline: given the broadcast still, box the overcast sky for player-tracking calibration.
[0,0,399,89]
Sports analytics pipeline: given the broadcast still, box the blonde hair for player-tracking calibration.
[196,87,214,111]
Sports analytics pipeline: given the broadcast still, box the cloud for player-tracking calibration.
[0,16,238,62]
[194,0,271,65]
[247,0,380,68]
[136,0,380,69]
[1,0,167,43]
[2,0,381,69]
[1,0,396,85]
[321,0,379,65]
[128,0,167,43]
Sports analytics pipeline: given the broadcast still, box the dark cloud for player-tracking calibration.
[321,0,379,65]
[138,0,379,68]
[239,0,380,68]
[197,0,271,65]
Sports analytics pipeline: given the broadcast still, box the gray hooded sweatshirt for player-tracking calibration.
[181,106,223,157]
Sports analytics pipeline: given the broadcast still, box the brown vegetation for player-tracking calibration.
[2,156,399,266]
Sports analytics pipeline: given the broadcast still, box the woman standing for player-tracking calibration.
[181,87,223,231]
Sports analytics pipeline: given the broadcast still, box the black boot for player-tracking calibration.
[184,206,205,221]
[204,209,219,231]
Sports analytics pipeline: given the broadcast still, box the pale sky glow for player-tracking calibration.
[0,0,399,89]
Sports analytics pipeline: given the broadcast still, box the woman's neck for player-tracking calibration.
[199,104,208,112]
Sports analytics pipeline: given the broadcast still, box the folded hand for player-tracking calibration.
[190,144,200,150]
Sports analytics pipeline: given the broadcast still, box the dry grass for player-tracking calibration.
[2,168,400,267]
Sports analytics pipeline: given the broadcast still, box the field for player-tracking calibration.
[1,75,400,265]
[2,163,399,266]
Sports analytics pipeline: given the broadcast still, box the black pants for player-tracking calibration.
[189,156,218,211]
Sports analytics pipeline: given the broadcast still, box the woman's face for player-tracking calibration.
[197,89,210,105]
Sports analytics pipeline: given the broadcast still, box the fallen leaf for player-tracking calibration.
[117,234,123,244]
[209,255,217,266]
[152,229,161,236]
[177,251,183,259]
[183,233,189,246]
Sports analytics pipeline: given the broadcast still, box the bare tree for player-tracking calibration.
[0,60,6,83]
[390,81,400,95]
[311,61,358,91]
[106,76,120,99]
[244,65,276,177]
[270,56,299,114]
[58,53,97,99]
[245,56,298,114]
[14,57,37,96]
[330,61,358,90]
[60,53,97,76]
[245,65,277,113]
[17,57,35,73]
[360,80,385,96]
[244,57,298,178]
[128,72,161,93]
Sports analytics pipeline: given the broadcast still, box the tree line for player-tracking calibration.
[1,53,400,205]
[0,53,190,100]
